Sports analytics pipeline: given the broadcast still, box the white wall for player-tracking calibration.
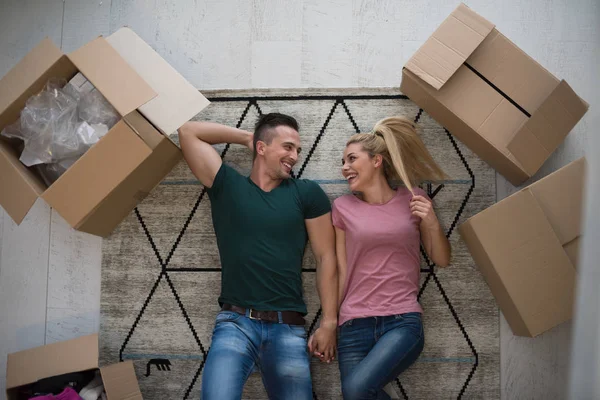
[0,1,598,398]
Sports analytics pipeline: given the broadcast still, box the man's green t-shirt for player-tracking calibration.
[206,163,331,315]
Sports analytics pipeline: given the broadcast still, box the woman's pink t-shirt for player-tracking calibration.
[332,187,427,326]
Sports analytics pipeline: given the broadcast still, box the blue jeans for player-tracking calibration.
[201,310,313,400]
[337,313,425,400]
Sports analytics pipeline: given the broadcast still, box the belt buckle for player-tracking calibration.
[248,308,258,320]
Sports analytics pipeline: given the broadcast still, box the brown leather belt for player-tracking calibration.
[222,304,305,326]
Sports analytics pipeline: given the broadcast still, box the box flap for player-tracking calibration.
[123,110,165,150]
[100,361,143,400]
[68,37,157,117]
[507,81,589,176]
[463,189,576,336]
[529,158,586,245]
[41,120,152,228]
[401,68,530,185]
[563,238,580,269]
[404,3,494,90]
[75,137,181,237]
[459,220,531,336]
[6,334,99,389]
[106,27,210,135]
[466,30,559,115]
[0,38,63,122]
[0,142,45,224]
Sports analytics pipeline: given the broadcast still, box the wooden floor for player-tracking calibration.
[0,1,598,399]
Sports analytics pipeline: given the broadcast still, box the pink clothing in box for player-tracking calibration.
[30,387,82,400]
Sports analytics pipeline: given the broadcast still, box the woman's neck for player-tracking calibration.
[360,176,396,204]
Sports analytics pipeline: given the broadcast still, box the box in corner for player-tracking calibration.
[400,3,588,186]
[459,158,586,337]
[6,334,142,400]
[0,27,210,237]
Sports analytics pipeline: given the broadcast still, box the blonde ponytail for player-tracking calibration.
[347,116,447,193]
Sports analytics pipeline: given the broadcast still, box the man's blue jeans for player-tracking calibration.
[201,310,313,400]
[337,313,425,400]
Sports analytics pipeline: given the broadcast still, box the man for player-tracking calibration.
[178,113,337,400]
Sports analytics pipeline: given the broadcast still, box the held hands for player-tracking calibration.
[410,194,438,228]
[307,320,337,363]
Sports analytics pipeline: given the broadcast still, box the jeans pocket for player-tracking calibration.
[286,324,308,339]
[394,313,423,338]
[395,312,422,321]
[340,319,354,329]
[215,311,241,323]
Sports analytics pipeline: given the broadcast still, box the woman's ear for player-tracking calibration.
[373,154,383,168]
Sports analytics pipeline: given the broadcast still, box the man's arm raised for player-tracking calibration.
[178,121,253,188]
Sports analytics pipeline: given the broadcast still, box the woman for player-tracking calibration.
[332,116,451,400]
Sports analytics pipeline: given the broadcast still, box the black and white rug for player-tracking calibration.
[100,88,499,399]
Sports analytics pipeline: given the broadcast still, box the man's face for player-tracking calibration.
[259,125,302,179]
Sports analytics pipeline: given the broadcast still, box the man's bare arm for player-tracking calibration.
[306,212,338,362]
[178,121,252,188]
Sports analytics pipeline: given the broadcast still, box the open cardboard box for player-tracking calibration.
[0,28,209,237]
[459,158,586,337]
[400,3,588,186]
[6,334,141,400]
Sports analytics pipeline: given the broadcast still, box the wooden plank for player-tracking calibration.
[40,0,109,346]
[494,0,596,396]
[0,0,62,394]
[349,0,459,87]
[568,109,600,398]
[0,0,64,77]
[61,0,112,52]
[0,208,3,393]
[0,1,594,399]
[500,312,572,400]
[497,162,578,400]
[251,0,303,42]
[109,0,252,90]
[46,211,102,344]
[301,0,354,87]
[251,41,302,88]
[0,199,51,395]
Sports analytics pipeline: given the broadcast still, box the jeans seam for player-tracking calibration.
[286,324,307,338]
[339,331,424,399]
[379,332,424,386]
[392,315,423,340]
[216,311,242,323]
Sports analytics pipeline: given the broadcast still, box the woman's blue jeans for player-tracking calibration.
[337,313,425,400]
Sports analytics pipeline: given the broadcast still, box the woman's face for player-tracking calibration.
[342,143,381,192]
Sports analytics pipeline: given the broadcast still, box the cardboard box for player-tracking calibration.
[0,27,210,237]
[6,334,142,400]
[459,158,586,337]
[400,3,588,186]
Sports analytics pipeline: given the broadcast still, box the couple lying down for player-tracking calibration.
[178,112,450,400]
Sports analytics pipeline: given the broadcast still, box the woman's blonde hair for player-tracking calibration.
[347,116,447,193]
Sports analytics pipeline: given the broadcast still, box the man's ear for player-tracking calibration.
[256,140,266,156]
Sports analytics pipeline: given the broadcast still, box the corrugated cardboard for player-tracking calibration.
[6,334,142,400]
[401,3,588,185]
[459,158,586,337]
[69,36,157,117]
[405,3,494,90]
[106,27,211,136]
[0,28,209,236]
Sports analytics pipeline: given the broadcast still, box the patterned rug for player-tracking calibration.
[100,88,499,399]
